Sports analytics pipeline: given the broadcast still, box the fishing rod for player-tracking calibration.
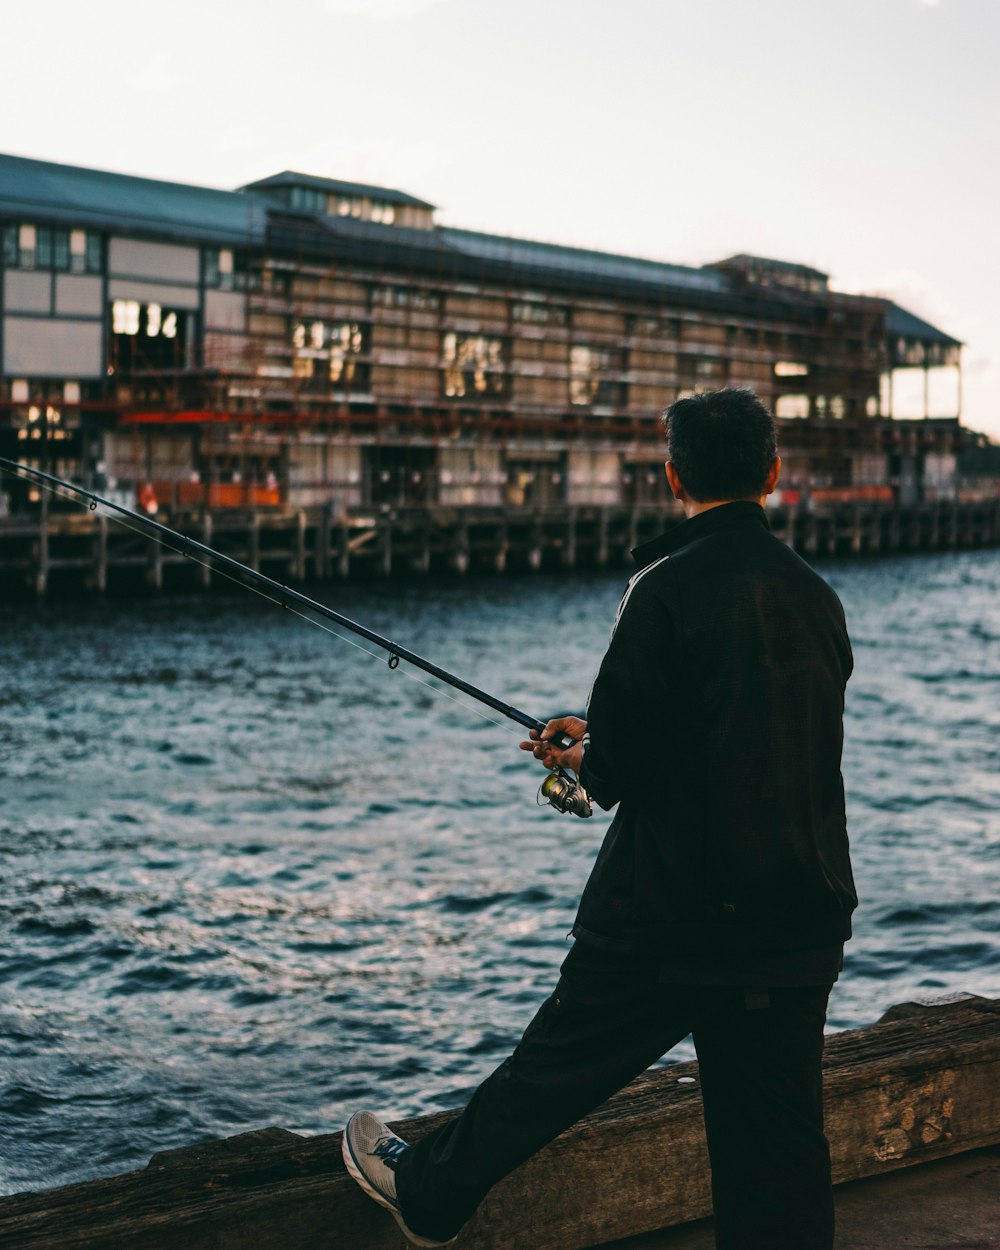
[0,456,592,817]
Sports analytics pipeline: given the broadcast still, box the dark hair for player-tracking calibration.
[663,387,777,502]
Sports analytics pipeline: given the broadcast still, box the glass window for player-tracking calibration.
[204,249,220,287]
[36,228,53,269]
[85,233,102,273]
[570,343,626,406]
[442,333,506,398]
[290,186,324,213]
[774,394,809,419]
[53,230,70,271]
[69,229,86,273]
[2,224,17,266]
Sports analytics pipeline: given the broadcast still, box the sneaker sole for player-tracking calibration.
[340,1129,454,1249]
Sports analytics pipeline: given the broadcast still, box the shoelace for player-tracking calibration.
[372,1135,409,1170]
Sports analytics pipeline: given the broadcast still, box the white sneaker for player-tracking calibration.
[341,1111,457,1248]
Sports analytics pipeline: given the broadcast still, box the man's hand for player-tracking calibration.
[519,716,586,775]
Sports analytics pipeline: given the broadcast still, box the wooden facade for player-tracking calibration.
[0,156,968,532]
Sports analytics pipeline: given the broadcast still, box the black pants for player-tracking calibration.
[395,941,834,1250]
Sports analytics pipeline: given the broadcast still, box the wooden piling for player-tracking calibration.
[199,515,213,588]
[4,498,1000,596]
[93,515,108,593]
[249,513,260,573]
[34,497,48,597]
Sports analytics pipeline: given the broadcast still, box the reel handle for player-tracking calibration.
[531,717,583,755]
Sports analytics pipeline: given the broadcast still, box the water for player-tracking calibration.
[1,552,998,1196]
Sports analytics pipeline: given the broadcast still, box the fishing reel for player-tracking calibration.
[539,768,593,819]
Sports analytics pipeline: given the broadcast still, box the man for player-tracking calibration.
[343,387,856,1250]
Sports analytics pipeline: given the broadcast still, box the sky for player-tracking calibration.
[2,0,998,437]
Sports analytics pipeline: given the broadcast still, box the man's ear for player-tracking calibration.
[763,456,782,497]
[665,461,688,502]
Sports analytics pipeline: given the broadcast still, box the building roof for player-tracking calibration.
[241,170,435,210]
[0,153,961,348]
[0,152,267,246]
[886,301,962,346]
[439,228,728,295]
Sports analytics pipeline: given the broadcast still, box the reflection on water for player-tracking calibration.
[1,551,998,1194]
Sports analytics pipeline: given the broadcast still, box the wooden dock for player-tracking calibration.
[0,994,997,1249]
[3,498,1000,596]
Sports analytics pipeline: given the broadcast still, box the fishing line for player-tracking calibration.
[85,493,519,740]
[1,457,591,814]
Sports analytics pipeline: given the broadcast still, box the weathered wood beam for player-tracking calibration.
[0,996,997,1250]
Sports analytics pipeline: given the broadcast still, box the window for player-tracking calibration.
[775,360,809,377]
[290,186,326,214]
[290,319,370,389]
[774,394,809,419]
[203,248,238,290]
[442,333,506,398]
[570,344,626,406]
[85,233,102,273]
[372,285,439,311]
[35,228,52,269]
[5,223,102,272]
[370,201,396,225]
[52,231,70,271]
[110,300,188,372]
[69,229,86,273]
[512,300,566,325]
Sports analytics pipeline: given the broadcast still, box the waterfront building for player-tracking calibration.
[0,152,963,525]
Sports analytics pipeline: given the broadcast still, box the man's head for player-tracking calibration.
[663,387,780,510]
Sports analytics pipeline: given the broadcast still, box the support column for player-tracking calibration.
[528,515,543,571]
[316,508,331,580]
[35,495,49,597]
[294,511,307,581]
[337,524,350,579]
[200,514,213,588]
[597,508,609,567]
[249,512,260,572]
[494,524,508,574]
[564,508,577,569]
[94,515,108,592]
[451,519,469,574]
[851,504,863,555]
[147,536,163,591]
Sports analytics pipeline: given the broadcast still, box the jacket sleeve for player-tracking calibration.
[578,563,677,811]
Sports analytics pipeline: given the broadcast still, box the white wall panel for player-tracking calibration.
[3,317,103,377]
[109,238,199,284]
[204,290,246,331]
[108,279,200,311]
[4,270,51,314]
[55,274,103,316]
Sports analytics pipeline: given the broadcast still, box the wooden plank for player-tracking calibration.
[1,996,997,1250]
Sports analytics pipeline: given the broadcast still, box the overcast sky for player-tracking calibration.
[3,0,997,437]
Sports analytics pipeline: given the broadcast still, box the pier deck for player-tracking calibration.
[601,1145,1000,1249]
[3,497,1000,595]
[0,995,996,1249]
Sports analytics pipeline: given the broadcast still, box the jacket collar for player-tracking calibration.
[631,500,770,569]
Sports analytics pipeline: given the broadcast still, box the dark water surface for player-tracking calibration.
[1,551,998,1195]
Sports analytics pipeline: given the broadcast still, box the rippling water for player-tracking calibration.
[1,550,998,1196]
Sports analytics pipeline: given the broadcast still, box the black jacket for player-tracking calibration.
[575,502,856,980]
